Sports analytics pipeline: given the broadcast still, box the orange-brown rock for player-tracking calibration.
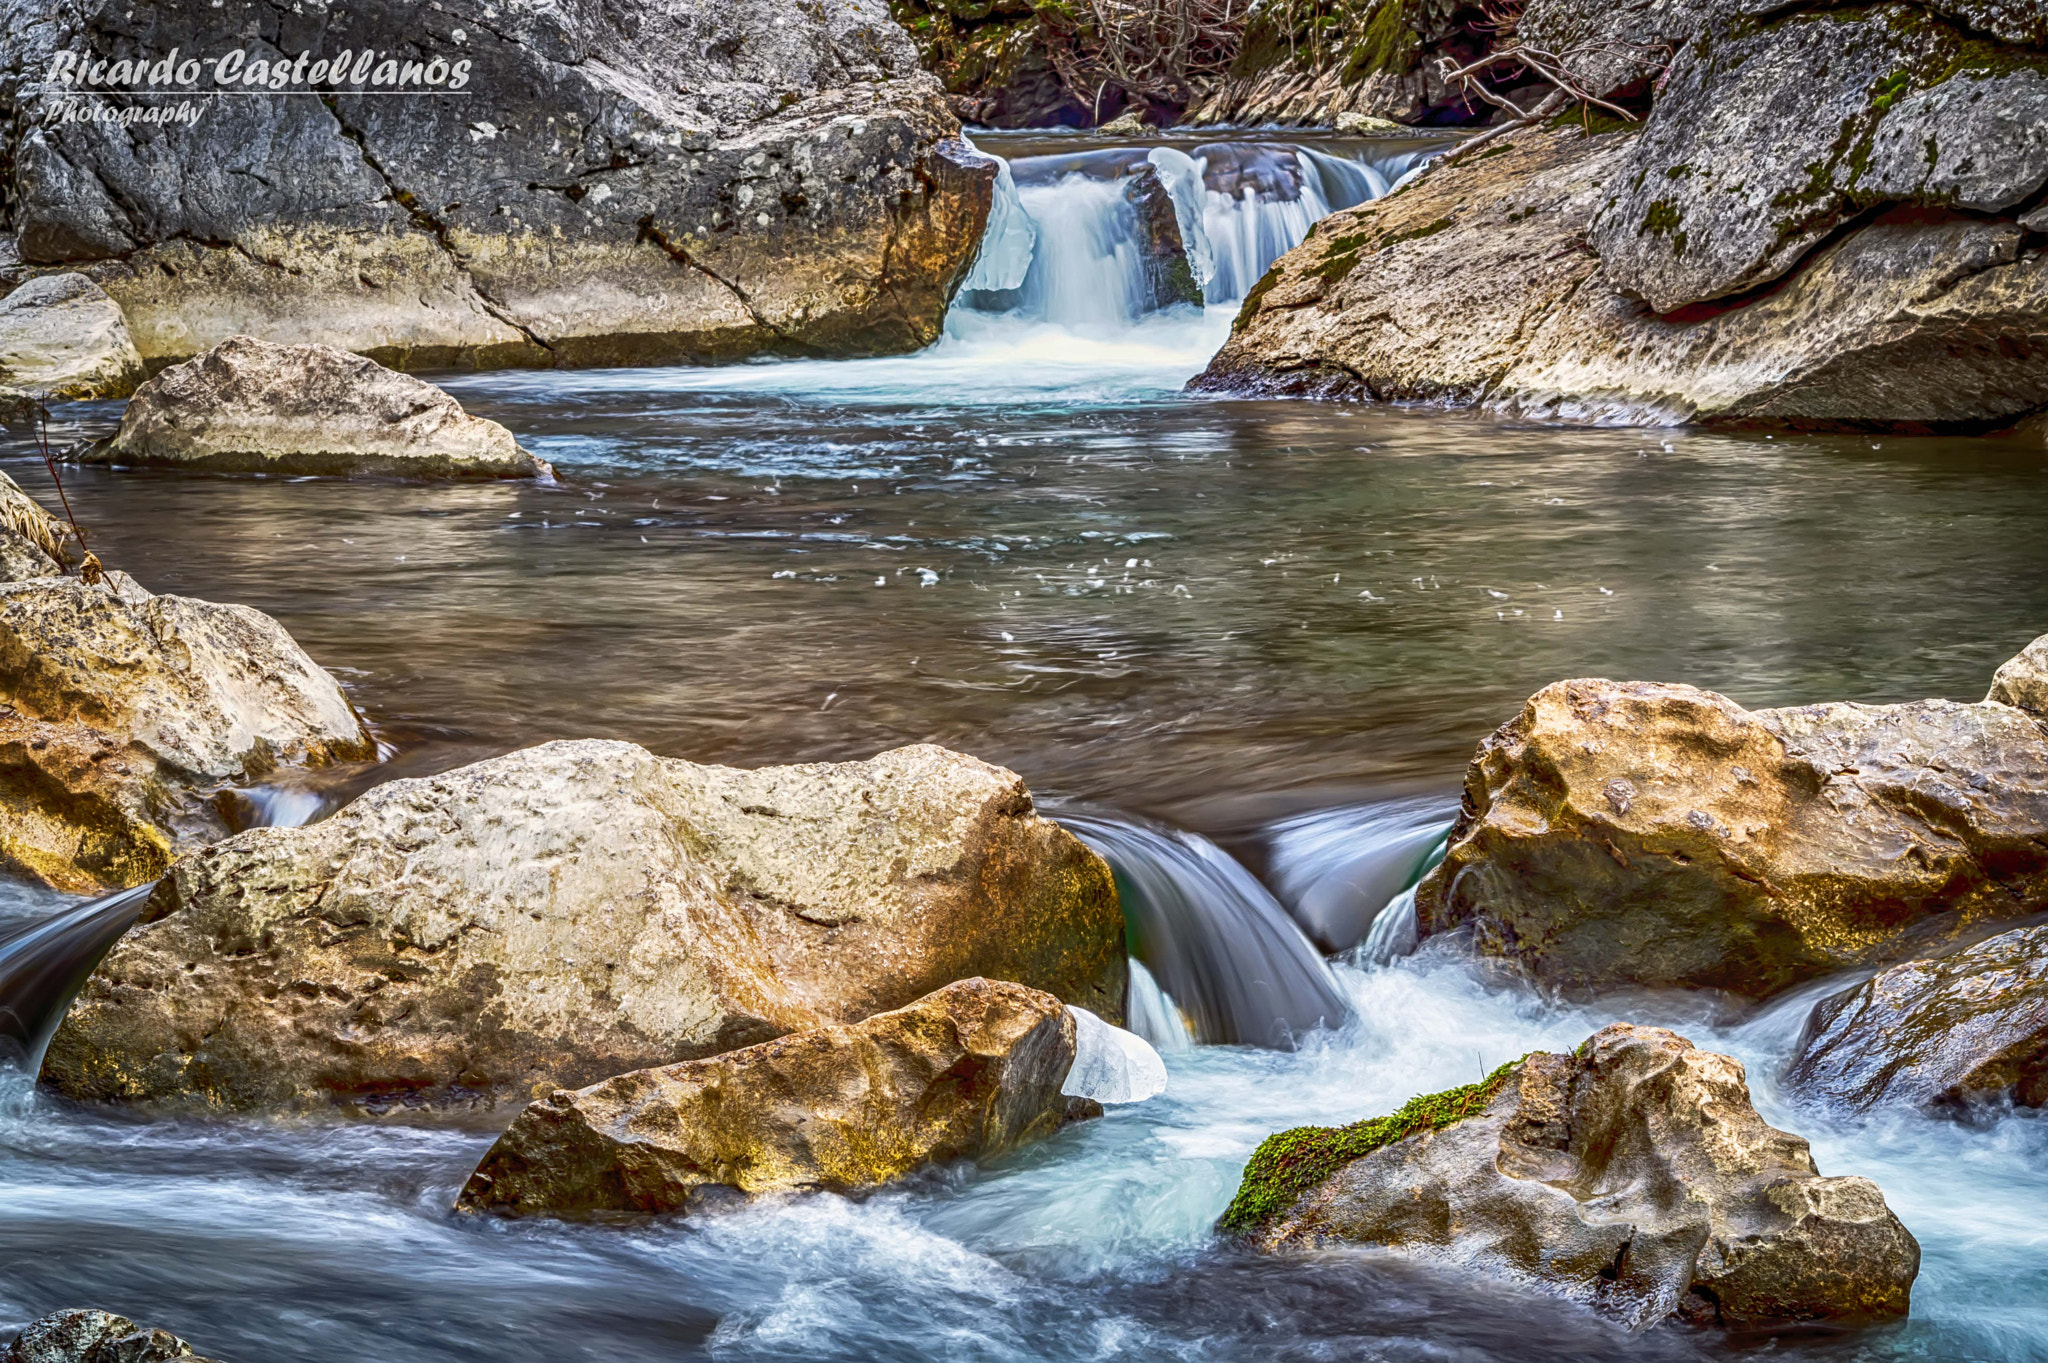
[457,977,1078,1218]
[1416,661,2048,998]
[0,573,374,893]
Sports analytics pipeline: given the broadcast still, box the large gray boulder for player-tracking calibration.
[1195,7,2048,428]
[1198,121,2048,426]
[1589,4,2048,313]
[0,0,995,369]
[1787,923,2048,1113]
[458,977,1082,1218]
[0,273,144,418]
[4,1308,223,1363]
[1412,658,2048,998]
[0,572,374,892]
[43,740,1127,1112]
[88,336,550,480]
[1223,1024,1918,1333]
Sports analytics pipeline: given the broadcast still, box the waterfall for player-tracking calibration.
[1261,798,1454,954]
[953,137,1446,329]
[0,883,152,1074]
[1060,813,1351,1049]
[959,145,1037,294]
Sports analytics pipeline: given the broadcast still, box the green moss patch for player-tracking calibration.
[1217,1058,1522,1238]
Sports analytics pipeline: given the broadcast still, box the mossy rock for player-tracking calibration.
[1218,1059,1520,1237]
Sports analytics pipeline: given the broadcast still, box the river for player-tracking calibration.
[2,130,2046,1362]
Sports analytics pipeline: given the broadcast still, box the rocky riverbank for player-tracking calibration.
[1196,3,2048,429]
[0,0,997,370]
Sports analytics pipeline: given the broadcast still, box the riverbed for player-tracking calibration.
[3,133,2046,1362]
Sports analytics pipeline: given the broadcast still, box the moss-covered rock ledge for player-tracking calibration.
[1218,1058,1517,1237]
[1219,1024,1920,1335]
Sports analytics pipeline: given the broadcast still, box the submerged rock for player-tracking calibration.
[2,0,994,369]
[1786,924,2048,1114]
[1988,632,2048,715]
[1222,1023,1919,1333]
[43,740,1125,1112]
[457,977,1080,1217]
[0,574,374,893]
[0,274,146,419]
[88,337,550,480]
[1413,669,2048,999]
[4,1308,224,1363]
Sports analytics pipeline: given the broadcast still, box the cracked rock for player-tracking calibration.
[42,740,1126,1113]
[0,0,997,369]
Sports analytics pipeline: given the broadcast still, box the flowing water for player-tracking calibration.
[4,131,2048,1361]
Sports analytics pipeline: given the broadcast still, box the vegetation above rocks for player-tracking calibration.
[1218,1057,1520,1236]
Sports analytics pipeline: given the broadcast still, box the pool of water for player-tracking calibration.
[3,133,2047,1362]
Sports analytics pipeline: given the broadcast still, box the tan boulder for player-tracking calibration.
[0,574,374,893]
[0,273,146,420]
[42,740,1125,1113]
[1988,632,2048,715]
[87,336,549,480]
[1414,669,2048,998]
[457,977,1079,1218]
[4,1307,226,1363]
[1222,1023,1919,1333]
[1787,923,2048,1113]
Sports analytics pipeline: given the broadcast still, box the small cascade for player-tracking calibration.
[1060,813,1351,1049]
[953,135,1447,329]
[0,883,153,1073]
[1262,797,1455,954]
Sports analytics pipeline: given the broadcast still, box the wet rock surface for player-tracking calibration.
[1122,166,1202,312]
[1787,923,2048,1113]
[457,976,1079,1217]
[90,336,550,480]
[0,0,995,369]
[1224,1023,1920,1333]
[0,274,145,418]
[4,1308,224,1363]
[43,740,1125,1112]
[0,572,374,893]
[1413,667,2048,999]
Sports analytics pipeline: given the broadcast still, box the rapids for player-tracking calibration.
[3,129,2047,1361]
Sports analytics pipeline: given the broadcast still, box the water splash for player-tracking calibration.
[1060,812,1350,1049]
